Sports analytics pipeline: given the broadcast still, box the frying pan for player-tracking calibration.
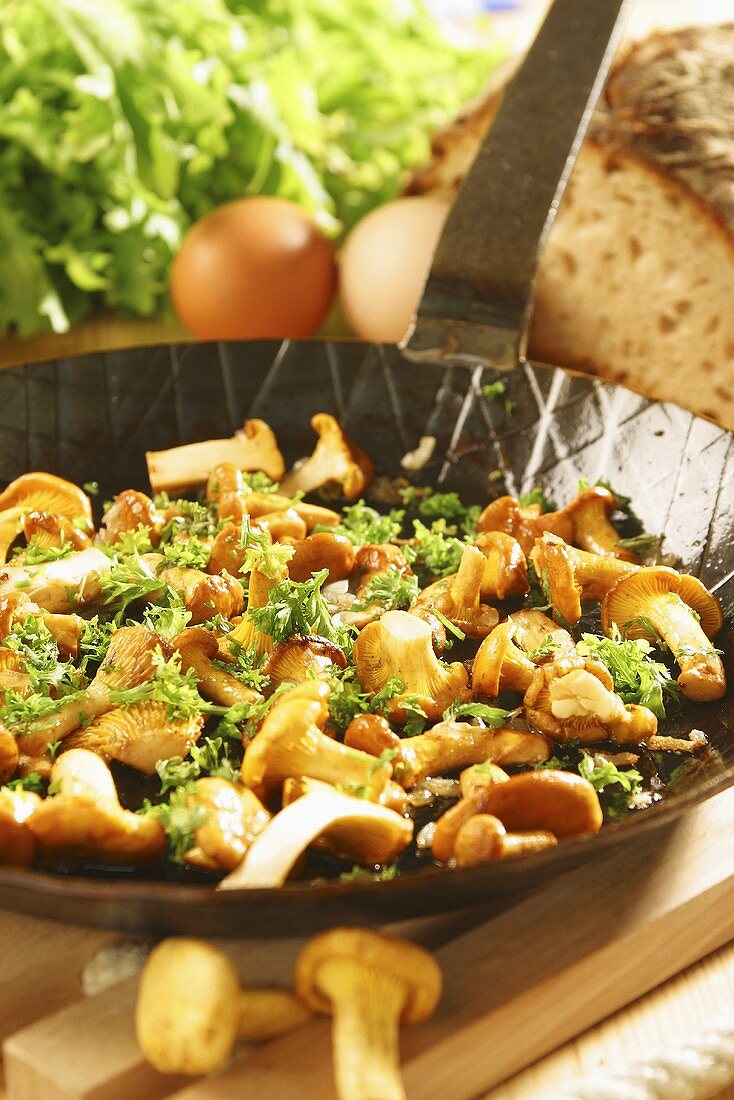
[0,0,732,937]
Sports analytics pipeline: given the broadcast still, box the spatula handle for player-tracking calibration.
[401,0,632,371]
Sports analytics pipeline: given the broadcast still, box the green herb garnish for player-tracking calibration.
[577,624,679,718]
[250,569,342,645]
[353,569,419,612]
[317,500,404,547]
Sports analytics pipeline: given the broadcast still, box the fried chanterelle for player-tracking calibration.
[0,415,722,884]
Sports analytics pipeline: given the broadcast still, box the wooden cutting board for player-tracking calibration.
[2,785,732,1100]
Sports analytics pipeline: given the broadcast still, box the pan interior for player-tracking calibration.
[0,338,731,932]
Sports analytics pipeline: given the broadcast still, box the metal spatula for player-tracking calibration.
[402,0,632,372]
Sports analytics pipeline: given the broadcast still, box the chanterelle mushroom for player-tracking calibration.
[474,531,529,601]
[295,928,442,1100]
[100,489,164,546]
[477,769,603,838]
[63,701,203,775]
[562,486,638,561]
[476,495,573,556]
[18,624,166,760]
[0,787,40,866]
[0,546,111,613]
[220,779,412,889]
[531,532,637,611]
[524,654,658,745]
[353,610,470,723]
[0,472,93,530]
[279,413,373,500]
[28,749,164,863]
[433,803,556,867]
[471,621,536,698]
[390,720,551,789]
[241,681,393,802]
[414,545,499,639]
[0,721,18,783]
[142,553,244,624]
[146,418,285,495]
[136,938,310,1076]
[507,609,576,658]
[222,555,289,660]
[182,778,271,873]
[21,510,92,553]
[174,627,261,707]
[601,566,726,702]
[0,591,83,658]
[262,634,347,691]
[287,531,356,584]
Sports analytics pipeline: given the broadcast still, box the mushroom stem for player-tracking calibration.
[219,784,411,889]
[295,929,441,1100]
[136,938,309,1077]
[396,722,550,787]
[237,988,311,1040]
[601,567,725,702]
[645,595,722,700]
[318,960,407,1100]
[565,543,638,599]
[449,545,486,609]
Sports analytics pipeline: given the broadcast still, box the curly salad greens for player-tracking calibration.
[0,411,722,886]
[0,0,499,337]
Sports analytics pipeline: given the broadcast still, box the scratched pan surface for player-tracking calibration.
[0,338,732,937]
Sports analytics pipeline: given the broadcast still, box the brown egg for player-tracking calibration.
[339,196,451,344]
[171,197,337,339]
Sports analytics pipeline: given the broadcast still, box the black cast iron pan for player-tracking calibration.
[0,0,732,936]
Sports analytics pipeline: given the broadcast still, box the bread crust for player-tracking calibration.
[405,25,734,429]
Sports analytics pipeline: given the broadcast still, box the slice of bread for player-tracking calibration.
[407,25,734,429]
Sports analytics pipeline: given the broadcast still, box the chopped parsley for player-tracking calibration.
[141,787,208,862]
[1,619,86,732]
[443,701,512,726]
[99,554,163,623]
[527,560,552,612]
[157,498,223,544]
[250,569,343,645]
[353,569,419,612]
[482,380,506,401]
[326,670,404,733]
[317,500,404,546]
[538,747,645,820]
[156,736,240,794]
[616,533,663,556]
[237,517,294,579]
[528,634,561,661]
[109,650,204,720]
[577,624,679,719]
[79,617,117,664]
[19,538,75,565]
[142,593,192,638]
[220,642,271,693]
[241,472,279,493]
[109,525,155,557]
[400,696,428,735]
[578,750,644,819]
[403,519,468,581]
[339,863,399,883]
[4,772,44,793]
[518,486,557,512]
[161,538,210,571]
[417,491,480,531]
